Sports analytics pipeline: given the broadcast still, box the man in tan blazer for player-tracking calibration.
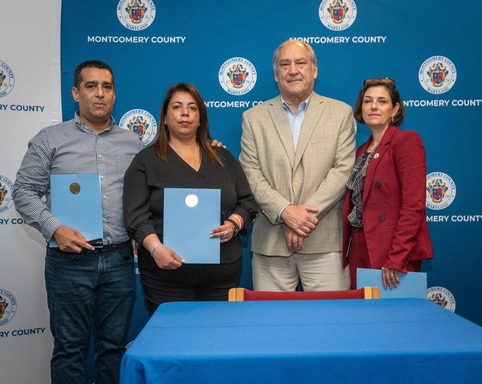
[240,40,355,291]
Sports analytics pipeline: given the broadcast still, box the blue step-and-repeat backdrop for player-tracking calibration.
[1,1,481,383]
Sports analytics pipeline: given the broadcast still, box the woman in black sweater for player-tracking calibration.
[123,83,258,314]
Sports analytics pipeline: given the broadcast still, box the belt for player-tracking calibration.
[83,240,131,253]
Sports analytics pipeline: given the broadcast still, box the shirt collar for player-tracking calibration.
[281,95,311,114]
[74,111,115,134]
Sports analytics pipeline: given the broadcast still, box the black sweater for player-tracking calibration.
[123,145,258,263]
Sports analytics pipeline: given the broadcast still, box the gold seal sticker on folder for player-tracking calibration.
[70,182,81,194]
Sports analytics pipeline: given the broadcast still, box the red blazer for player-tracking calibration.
[342,125,434,272]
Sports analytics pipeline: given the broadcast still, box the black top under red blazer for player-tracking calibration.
[342,125,434,272]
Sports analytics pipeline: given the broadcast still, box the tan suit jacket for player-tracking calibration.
[240,92,356,256]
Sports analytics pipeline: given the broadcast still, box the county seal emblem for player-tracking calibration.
[328,0,349,24]
[126,0,147,24]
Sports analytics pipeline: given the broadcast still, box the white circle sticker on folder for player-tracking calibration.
[185,194,198,208]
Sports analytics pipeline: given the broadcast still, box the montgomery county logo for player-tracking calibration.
[119,109,158,146]
[427,286,456,312]
[419,56,457,94]
[426,172,456,210]
[0,60,15,98]
[117,0,156,31]
[218,57,257,96]
[0,288,17,326]
[0,175,14,213]
[319,0,357,31]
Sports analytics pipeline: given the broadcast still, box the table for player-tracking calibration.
[121,299,482,383]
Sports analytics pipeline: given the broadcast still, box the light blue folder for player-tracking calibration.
[357,268,427,299]
[49,173,103,247]
[163,188,220,264]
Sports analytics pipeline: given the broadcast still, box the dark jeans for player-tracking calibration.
[45,244,135,384]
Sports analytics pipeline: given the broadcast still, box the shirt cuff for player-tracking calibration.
[276,203,291,225]
[41,216,64,240]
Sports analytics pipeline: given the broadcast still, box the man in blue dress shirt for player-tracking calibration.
[13,60,143,384]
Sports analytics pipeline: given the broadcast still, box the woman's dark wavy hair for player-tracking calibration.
[354,79,405,126]
[153,82,222,165]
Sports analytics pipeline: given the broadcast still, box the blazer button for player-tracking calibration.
[376,181,382,188]
[380,215,385,221]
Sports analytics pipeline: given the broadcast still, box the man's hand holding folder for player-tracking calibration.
[52,225,97,253]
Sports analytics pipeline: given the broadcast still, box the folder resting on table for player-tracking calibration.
[357,268,427,299]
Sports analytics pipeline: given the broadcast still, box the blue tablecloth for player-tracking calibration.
[121,298,482,383]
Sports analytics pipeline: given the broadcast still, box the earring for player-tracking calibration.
[391,117,395,123]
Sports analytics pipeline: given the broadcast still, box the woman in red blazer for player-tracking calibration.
[342,78,434,290]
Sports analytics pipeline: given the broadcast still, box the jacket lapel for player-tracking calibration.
[268,97,295,166]
[293,93,324,169]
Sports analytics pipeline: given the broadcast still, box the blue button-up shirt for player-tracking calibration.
[13,113,144,244]
[282,97,309,150]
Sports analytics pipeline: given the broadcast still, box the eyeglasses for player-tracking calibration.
[363,78,396,86]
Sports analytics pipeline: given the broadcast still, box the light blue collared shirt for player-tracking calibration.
[281,96,310,150]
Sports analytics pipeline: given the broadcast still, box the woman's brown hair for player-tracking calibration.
[354,78,405,126]
[153,82,223,165]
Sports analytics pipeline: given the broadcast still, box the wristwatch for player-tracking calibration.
[225,218,239,237]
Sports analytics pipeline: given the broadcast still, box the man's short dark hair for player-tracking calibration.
[73,60,115,89]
